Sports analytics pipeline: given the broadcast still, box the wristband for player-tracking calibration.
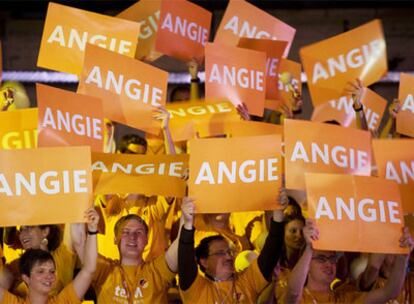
[87,230,98,235]
[191,77,200,83]
[353,105,363,112]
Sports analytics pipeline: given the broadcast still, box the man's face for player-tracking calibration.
[24,260,56,294]
[116,219,148,260]
[309,251,337,286]
[201,239,235,280]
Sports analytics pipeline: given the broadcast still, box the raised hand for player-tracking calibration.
[303,219,319,247]
[236,102,251,121]
[181,197,195,229]
[85,207,99,233]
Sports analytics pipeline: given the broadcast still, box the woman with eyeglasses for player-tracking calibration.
[284,219,413,303]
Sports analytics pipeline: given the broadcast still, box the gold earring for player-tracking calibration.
[41,238,48,247]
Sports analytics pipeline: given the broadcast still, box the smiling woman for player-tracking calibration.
[3,224,76,298]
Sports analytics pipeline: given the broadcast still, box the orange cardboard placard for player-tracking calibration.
[92,152,188,197]
[373,139,414,213]
[155,0,212,62]
[78,45,168,135]
[38,2,141,75]
[311,88,387,131]
[117,0,162,61]
[0,108,38,149]
[37,84,104,152]
[225,121,283,137]
[164,99,240,142]
[284,119,372,189]
[0,146,92,226]
[300,19,387,107]
[306,173,406,254]
[189,135,283,213]
[397,73,414,137]
[215,0,295,57]
[238,39,288,100]
[205,43,266,117]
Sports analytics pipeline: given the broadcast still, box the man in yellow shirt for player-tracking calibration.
[75,213,179,303]
[178,193,287,304]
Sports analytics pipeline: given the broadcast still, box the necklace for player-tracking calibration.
[211,274,239,304]
[118,263,141,304]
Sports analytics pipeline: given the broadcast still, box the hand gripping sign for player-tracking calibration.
[0,146,92,226]
[300,19,387,107]
[189,134,283,213]
[215,0,295,57]
[306,173,407,254]
[284,119,372,190]
[0,108,38,150]
[311,87,387,131]
[37,84,105,152]
[155,0,212,62]
[38,2,141,75]
[397,73,414,137]
[205,43,267,117]
[373,139,414,213]
[78,45,168,135]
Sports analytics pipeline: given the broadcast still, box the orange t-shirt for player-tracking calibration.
[300,286,366,303]
[1,282,80,304]
[180,259,269,303]
[93,253,175,304]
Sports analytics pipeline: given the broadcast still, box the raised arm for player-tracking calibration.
[188,59,200,101]
[72,208,98,300]
[178,197,198,291]
[364,227,414,303]
[154,106,176,155]
[257,186,288,281]
[380,99,401,138]
[284,219,319,304]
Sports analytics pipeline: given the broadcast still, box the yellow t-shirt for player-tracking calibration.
[96,196,170,262]
[6,244,76,297]
[2,282,80,304]
[180,259,269,304]
[301,286,366,303]
[93,253,175,304]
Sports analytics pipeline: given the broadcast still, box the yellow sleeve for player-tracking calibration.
[147,253,176,287]
[1,290,24,304]
[54,282,82,304]
[239,259,269,296]
[92,255,115,291]
[52,244,76,287]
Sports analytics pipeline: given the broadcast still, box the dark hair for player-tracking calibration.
[114,214,149,236]
[118,134,147,154]
[40,225,62,252]
[195,235,226,272]
[19,249,55,277]
[323,120,341,126]
[170,85,190,102]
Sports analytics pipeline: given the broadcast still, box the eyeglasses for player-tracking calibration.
[208,249,234,257]
[312,255,337,264]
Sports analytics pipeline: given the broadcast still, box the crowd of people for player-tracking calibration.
[0,2,413,304]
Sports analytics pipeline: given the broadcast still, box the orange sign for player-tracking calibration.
[92,152,188,197]
[306,173,406,254]
[38,2,141,75]
[373,139,414,213]
[162,99,240,142]
[311,88,387,131]
[397,73,414,137]
[0,146,92,226]
[238,39,287,100]
[215,0,295,57]
[225,121,283,138]
[78,45,168,134]
[117,0,162,61]
[300,19,387,107]
[37,84,104,152]
[155,0,212,62]
[0,108,38,149]
[189,135,283,213]
[284,119,372,189]
[205,43,266,117]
